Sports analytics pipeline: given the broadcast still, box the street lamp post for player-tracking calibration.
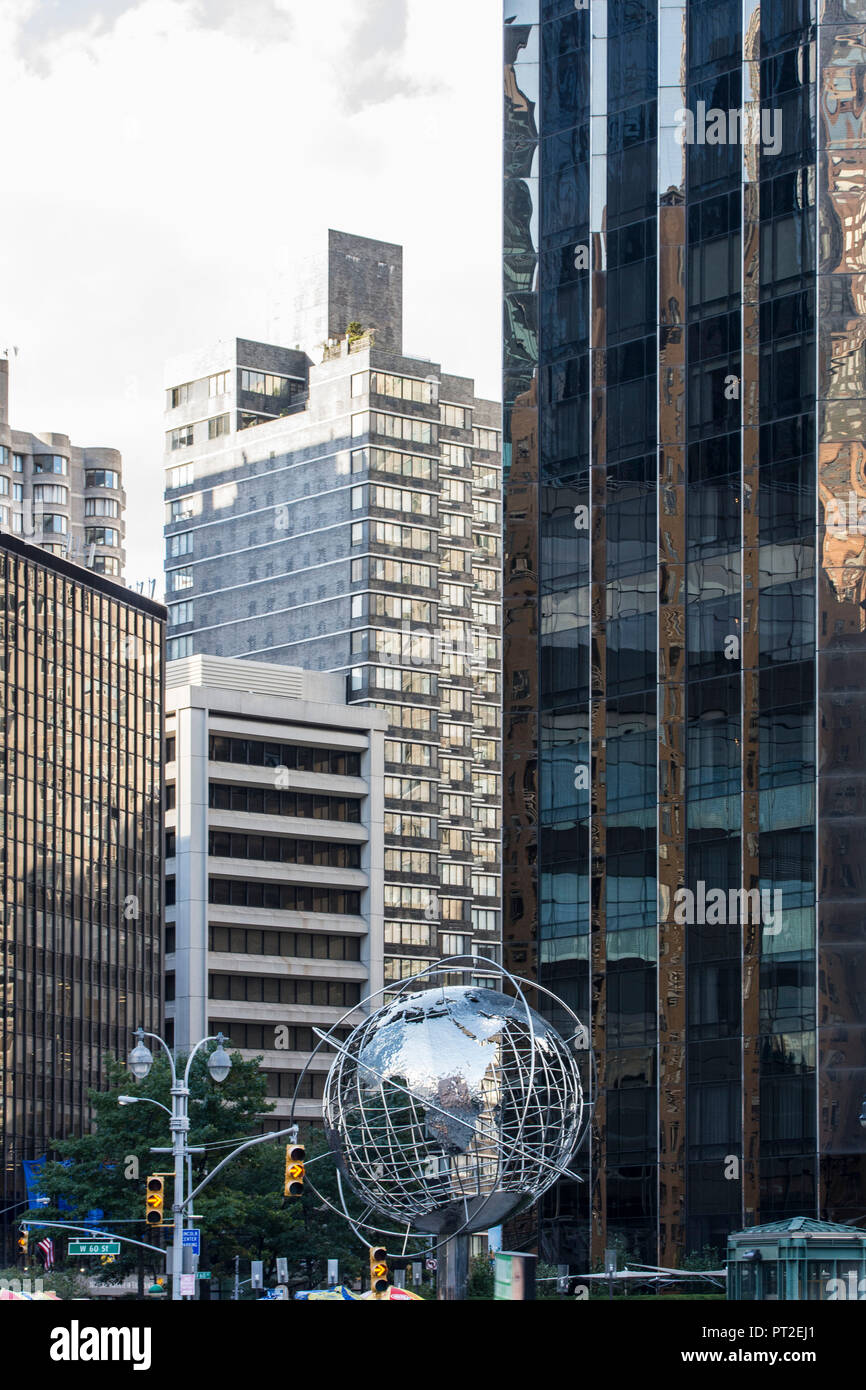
[127,1027,232,1302]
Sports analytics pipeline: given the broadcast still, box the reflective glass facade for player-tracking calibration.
[0,536,164,1238]
[503,0,866,1268]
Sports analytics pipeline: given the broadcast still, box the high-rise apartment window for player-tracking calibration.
[12,484,22,502]
[169,425,194,451]
[473,466,499,491]
[385,812,434,838]
[442,512,469,538]
[0,476,9,496]
[372,448,434,482]
[41,514,67,534]
[370,485,433,516]
[351,372,368,398]
[167,636,193,659]
[86,497,120,516]
[12,454,24,472]
[86,527,120,547]
[472,427,500,452]
[86,469,121,489]
[385,849,434,875]
[240,370,296,398]
[384,776,435,802]
[441,442,470,469]
[34,455,68,475]
[169,567,193,591]
[384,922,433,947]
[208,414,230,439]
[474,500,499,525]
[472,909,498,934]
[168,532,193,558]
[370,371,435,404]
[440,404,471,430]
[371,412,435,445]
[166,463,193,488]
[168,382,194,408]
[90,555,120,575]
[209,371,230,396]
[372,521,434,551]
[441,547,471,572]
[168,601,194,626]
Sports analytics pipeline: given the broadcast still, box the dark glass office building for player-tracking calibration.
[0,535,165,1242]
[504,0,866,1267]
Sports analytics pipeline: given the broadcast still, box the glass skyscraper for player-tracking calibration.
[503,0,866,1267]
[0,535,165,1243]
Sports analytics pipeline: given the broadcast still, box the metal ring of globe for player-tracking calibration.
[289,955,594,1257]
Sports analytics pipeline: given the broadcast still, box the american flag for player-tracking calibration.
[36,1237,54,1269]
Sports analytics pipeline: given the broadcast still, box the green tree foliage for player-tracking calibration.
[466,1252,494,1299]
[32,1051,361,1291]
[0,1264,88,1300]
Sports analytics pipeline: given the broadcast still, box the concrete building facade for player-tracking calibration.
[164,655,385,1128]
[0,360,126,579]
[162,233,503,986]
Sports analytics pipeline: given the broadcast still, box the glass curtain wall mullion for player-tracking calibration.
[502,6,540,1014]
[815,0,866,1222]
[590,0,609,1272]
[658,0,687,1270]
[682,0,746,1259]
[756,0,818,1224]
[741,0,762,1235]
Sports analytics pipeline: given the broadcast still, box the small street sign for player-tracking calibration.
[196,1271,211,1280]
[182,1229,201,1254]
[179,1273,195,1296]
[69,1241,121,1257]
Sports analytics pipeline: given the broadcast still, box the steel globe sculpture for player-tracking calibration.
[302,958,592,1246]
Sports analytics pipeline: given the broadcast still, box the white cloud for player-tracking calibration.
[1,0,501,591]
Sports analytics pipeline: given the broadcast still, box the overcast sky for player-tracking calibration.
[1,0,502,591]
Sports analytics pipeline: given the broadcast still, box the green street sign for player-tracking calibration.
[196,1271,211,1280]
[68,1241,121,1257]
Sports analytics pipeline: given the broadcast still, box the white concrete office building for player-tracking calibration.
[165,655,385,1128]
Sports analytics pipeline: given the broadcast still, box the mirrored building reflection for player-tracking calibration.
[0,536,164,1249]
[503,0,866,1269]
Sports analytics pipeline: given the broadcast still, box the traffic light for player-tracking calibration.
[17,1230,28,1253]
[369,1245,389,1295]
[284,1143,305,1198]
[145,1174,165,1226]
